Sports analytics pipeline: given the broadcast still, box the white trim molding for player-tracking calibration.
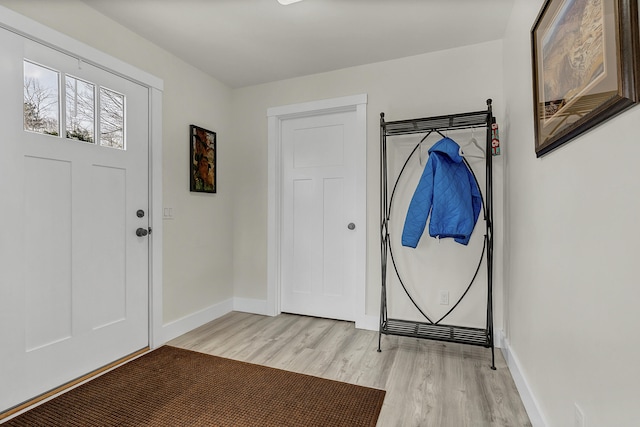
[233,297,269,316]
[356,315,379,331]
[0,5,163,90]
[162,299,234,343]
[266,94,368,324]
[501,334,549,427]
[149,87,164,348]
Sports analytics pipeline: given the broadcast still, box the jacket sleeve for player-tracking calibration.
[470,172,482,228]
[401,156,436,248]
[453,166,483,245]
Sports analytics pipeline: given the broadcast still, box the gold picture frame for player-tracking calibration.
[531,0,640,157]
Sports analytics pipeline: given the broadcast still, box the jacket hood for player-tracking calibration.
[428,137,463,163]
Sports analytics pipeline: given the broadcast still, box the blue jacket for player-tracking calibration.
[401,137,482,247]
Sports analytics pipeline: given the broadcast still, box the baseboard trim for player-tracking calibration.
[356,314,379,331]
[501,335,548,427]
[494,328,504,349]
[233,297,269,315]
[162,299,233,342]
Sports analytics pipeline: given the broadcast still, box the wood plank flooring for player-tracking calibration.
[168,312,531,427]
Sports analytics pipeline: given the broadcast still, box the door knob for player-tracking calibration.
[136,227,148,237]
[347,223,356,230]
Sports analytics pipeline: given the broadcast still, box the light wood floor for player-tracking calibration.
[168,311,531,427]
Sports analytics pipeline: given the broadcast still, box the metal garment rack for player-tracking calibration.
[378,99,496,370]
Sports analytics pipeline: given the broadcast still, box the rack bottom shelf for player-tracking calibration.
[381,318,491,347]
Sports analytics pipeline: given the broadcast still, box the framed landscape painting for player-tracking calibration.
[531,0,640,157]
[190,125,216,193]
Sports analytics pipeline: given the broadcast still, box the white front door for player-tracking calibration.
[280,110,359,321]
[0,30,149,411]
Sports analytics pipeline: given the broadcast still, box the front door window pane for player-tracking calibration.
[66,76,95,143]
[24,61,60,136]
[100,87,125,150]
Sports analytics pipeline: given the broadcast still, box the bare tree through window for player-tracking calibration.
[100,87,124,149]
[23,60,126,150]
[66,76,95,143]
[24,61,59,136]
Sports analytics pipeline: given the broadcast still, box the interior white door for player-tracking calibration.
[281,110,358,321]
[0,30,149,411]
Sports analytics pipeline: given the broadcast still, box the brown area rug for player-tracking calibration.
[4,346,385,426]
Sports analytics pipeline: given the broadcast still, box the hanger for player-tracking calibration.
[460,129,485,159]
[417,130,449,165]
[418,131,431,166]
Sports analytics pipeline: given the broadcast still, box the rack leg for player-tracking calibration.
[490,345,496,370]
[377,331,382,352]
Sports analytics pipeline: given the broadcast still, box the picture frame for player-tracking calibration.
[190,124,216,193]
[531,0,640,157]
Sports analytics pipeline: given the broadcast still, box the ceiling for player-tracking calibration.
[81,0,515,89]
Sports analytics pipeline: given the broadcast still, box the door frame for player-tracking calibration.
[267,94,367,325]
[0,6,165,348]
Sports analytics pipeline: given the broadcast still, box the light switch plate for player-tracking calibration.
[163,207,174,220]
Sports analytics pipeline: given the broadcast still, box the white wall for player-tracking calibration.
[231,40,506,330]
[502,1,640,426]
[1,0,235,326]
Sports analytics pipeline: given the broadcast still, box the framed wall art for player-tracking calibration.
[531,0,640,157]
[190,124,216,193]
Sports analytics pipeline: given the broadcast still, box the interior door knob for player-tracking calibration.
[136,227,148,237]
[347,223,356,230]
